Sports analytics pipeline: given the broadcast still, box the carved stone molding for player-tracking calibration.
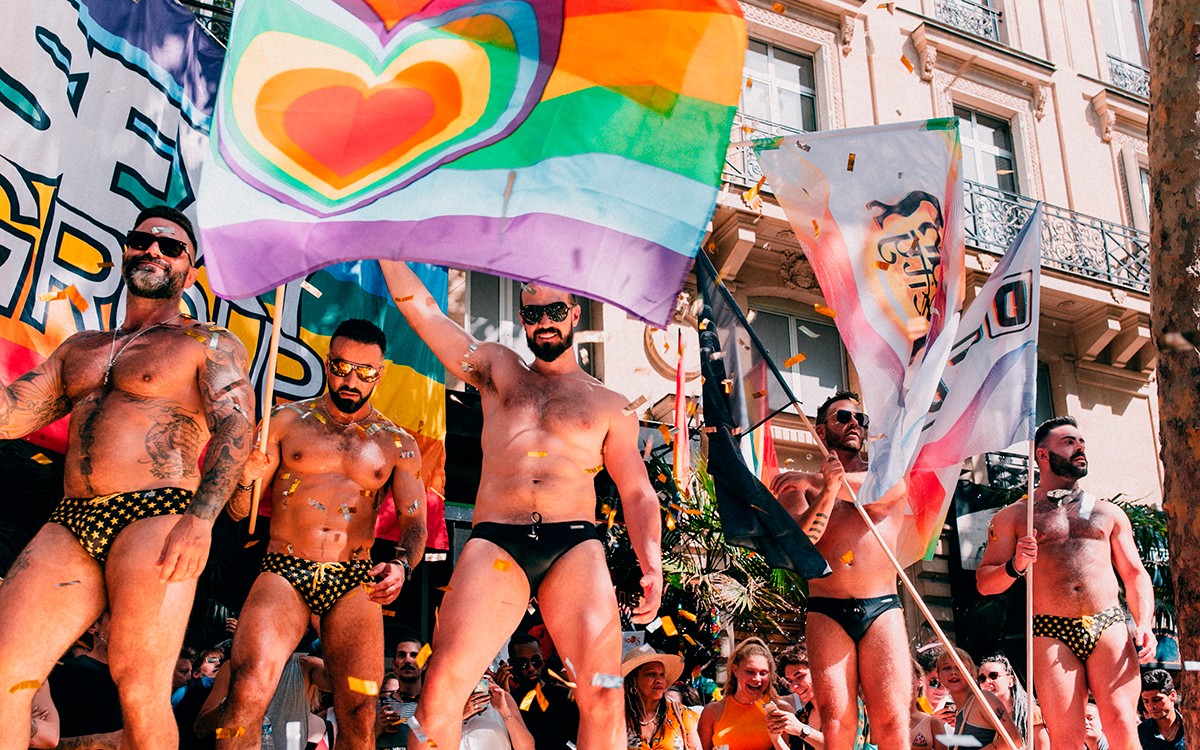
[840,14,855,56]
[779,249,819,290]
[1032,83,1048,121]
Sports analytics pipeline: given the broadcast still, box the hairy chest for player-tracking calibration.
[282,423,395,487]
[64,330,200,403]
[494,377,600,435]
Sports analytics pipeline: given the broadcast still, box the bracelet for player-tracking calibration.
[389,558,412,579]
[236,481,254,492]
[1005,558,1026,578]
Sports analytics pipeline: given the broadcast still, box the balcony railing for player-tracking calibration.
[1107,55,1150,99]
[964,180,1149,293]
[723,113,806,189]
[181,0,233,46]
[935,0,1002,42]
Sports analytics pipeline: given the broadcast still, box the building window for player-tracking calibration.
[935,0,1002,42]
[465,272,597,377]
[955,106,1018,195]
[751,308,846,411]
[1100,0,1150,96]
[1139,167,1151,225]
[742,40,818,134]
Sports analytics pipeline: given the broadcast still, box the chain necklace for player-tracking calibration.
[316,397,375,430]
[103,312,185,386]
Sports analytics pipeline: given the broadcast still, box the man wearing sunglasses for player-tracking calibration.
[977,416,1154,750]
[0,205,255,750]
[770,390,913,750]
[219,318,426,750]
[380,261,661,750]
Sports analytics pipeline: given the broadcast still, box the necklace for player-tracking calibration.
[103,312,185,386]
[316,398,374,430]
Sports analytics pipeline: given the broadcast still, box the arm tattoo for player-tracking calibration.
[0,369,71,440]
[189,333,253,521]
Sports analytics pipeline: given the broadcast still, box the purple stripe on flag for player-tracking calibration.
[200,214,696,325]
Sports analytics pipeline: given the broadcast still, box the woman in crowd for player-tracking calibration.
[623,644,701,749]
[459,673,534,750]
[909,659,948,750]
[698,637,786,750]
[975,654,1049,750]
[936,648,1023,750]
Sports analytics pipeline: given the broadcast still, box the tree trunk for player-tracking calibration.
[1151,0,1200,744]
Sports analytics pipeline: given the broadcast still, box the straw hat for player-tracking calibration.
[620,644,684,685]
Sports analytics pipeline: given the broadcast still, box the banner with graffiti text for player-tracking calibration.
[0,0,448,546]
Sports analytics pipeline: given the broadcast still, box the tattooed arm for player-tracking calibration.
[158,330,254,582]
[0,345,72,440]
[368,432,427,605]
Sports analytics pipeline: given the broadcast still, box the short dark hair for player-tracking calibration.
[509,631,540,651]
[777,644,809,675]
[394,628,424,651]
[816,390,861,425]
[1142,668,1175,693]
[519,282,577,307]
[1034,415,1077,448]
[134,205,198,256]
[331,318,387,353]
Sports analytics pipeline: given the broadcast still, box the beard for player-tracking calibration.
[526,327,574,363]
[329,387,371,414]
[123,255,187,299]
[1048,450,1088,479]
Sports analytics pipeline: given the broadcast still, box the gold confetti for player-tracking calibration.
[702,426,717,434]
[585,464,603,474]
[783,353,806,368]
[901,55,914,73]
[526,451,548,458]
[741,125,755,135]
[678,609,697,622]
[622,395,648,416]
[65,286,89,312]
[97,261,114,269]
[846,153,856,171]
[520,689,537,711]
[875,260,892,271]
[214,727,246,739]
[814,304,837,318]
[722,379,733,394]
[839,550,854,564]
[751,390,766,399]
[37,291,67,303]
[607,508,618,528]
[665,514,676,531]
[284,478,301,496]
[394,295,414,303]
[416,643,432,668]
[683,634,698,646]
[29,453,52,465]
[436,585,453,592]
[347,677,379,696]
[182,328,208,343]
[546,668,577,689]
[383,609,395,618]
[877,1,895,11]
[997,169,1015,175]
[744,77,753,88]
[660,616,678,636]
[243,540,260,548]
[812,219,820,238]
[772,1,785,11]
[657,473,667,484]
[698,320,708,330]
[493,559,512,572]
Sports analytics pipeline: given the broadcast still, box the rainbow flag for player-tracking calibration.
[198,0,746,326]
[0,0,449,547]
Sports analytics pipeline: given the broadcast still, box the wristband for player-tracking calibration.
[236,481,254,492]
[1004,558,1026,578]
[390,558,412,579]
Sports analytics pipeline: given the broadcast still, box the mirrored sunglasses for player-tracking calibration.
[519,302,572,326]
[125,230,191,261]
[828,408,869,429]
[327,357,382,382]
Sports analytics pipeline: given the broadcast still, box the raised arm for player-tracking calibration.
[378,260,508,392]
[1110,503,1157,662]
[0,346,71,440]
[772,459,842,543]
[158,332,255,582]
[368,433,427,605]
[603,407,662,624]
[226,412,286,522]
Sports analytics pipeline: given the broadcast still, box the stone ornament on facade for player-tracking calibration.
[841,13,855,56]
[779,249,820,290]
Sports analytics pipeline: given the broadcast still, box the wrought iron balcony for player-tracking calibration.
[723,113,806,190]
[181,0,233,46]
[1107,55,1150,99]
[935,0,1002,42]
[964,180,1149,293]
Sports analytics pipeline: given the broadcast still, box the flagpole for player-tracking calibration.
[1025,438,1036,747]
[247,283,286,535]
[787,401,1020,750]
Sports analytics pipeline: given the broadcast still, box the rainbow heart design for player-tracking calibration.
[218,0,561,215]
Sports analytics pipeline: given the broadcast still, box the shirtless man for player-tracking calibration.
[219,319,427,750]
[0,205,254,750]
[770,391,910,750]
[379,261,662,750]
[977,416,1153,750]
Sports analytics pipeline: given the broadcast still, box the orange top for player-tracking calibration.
[712,698,773,750]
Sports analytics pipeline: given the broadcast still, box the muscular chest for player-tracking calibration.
[282,425,393,487]
[1035,505,1110,547]
[64,331,199,402]
[496,377,598,434]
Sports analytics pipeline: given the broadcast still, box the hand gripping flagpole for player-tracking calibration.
[247,283,286,535]
[787,403,1021,750]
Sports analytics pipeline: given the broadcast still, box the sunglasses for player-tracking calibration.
[927,678,941,689]
[827,408,869,429]
[518,302,573,326]
[512,655,544,671]
[327,357,382,383]
[125,230,192,262]
[977,671,1005,683]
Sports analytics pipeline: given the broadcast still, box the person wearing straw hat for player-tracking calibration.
[622,644,699,750]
